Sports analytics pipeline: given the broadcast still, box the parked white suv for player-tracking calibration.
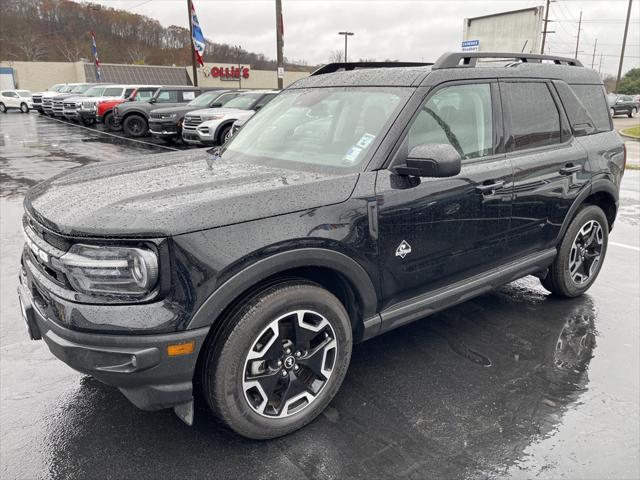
[0,90,33,113]
[182,90,279,145]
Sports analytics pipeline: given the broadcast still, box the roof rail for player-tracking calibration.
[432,52,583,69]
[311,61,433,76]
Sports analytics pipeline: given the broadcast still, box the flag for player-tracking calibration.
[91,32,101,81]
[190,2,205,67]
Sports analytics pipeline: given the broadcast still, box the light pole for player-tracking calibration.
[235,44,242,89]
[338,31,354,62]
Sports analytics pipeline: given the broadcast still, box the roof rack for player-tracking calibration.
[432,52,583,69]
[311,61,433,76]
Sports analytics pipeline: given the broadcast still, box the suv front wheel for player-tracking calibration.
[542,205,609,297]
[201,281,352,439]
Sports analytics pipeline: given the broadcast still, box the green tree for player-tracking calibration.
[618,68,640,95]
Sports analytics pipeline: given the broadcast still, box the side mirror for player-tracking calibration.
[149,98,156,104]
[254,105,262,111]
[210,102,222,108]
[394,144,461,178]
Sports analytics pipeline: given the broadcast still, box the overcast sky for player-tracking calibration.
[78,0,639,76]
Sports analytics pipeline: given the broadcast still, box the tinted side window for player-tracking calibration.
[104,87,124,96]
[571,84,612,133]
[181,91,197,101]
[503,82,560,150]
[156,90,180,103]
[135,90,155,101]
[407,83,493,159]
[553,81,596,136]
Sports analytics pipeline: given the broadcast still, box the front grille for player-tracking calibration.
[63,102,77,109]
[32,95,42,104]
[53,100,64,113]
[150,113,165,119]
[184,116,202,128]
[42,98,53,109]
[82,100,95,110]
[22,215,71,287]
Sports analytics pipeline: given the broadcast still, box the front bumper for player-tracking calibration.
[182,126,214,145]
[63,110,80,120]
[17,263,209,411]
[149,120,179,137]
[78,108,96,121]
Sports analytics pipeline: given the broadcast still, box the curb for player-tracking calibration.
[619,130,640,142]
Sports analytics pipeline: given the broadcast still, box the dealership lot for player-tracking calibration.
[1,112,639,479]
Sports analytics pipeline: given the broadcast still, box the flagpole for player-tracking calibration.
[187,0,198,86]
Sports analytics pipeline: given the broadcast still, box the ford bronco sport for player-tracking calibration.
[18,52,625,439]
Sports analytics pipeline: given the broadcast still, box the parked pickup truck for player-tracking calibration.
[182,90,279,145]
[42,83,86,116]
[113,86,209,137]
[76,85,138,126]
[149,90,241,142]
[97,86,160,131]
[51,84,100,118]
[31,84,67,114]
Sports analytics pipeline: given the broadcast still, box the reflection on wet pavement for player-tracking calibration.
[1,113,639,479]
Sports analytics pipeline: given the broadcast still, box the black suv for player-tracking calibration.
[608,93,639,118]
[113,86,210,137]
[149,90,242,143]
[17,52,625,440]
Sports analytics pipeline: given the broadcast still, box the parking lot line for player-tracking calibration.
[610,241,640,252]
[45,116,179,152]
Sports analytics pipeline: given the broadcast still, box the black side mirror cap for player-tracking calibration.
[394,144,462,178]
[149,98,156,104]
[210,102,222,107]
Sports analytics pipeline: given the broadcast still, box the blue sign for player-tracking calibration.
[461,40,480,48]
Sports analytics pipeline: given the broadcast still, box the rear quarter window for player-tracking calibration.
[569,84,611,133]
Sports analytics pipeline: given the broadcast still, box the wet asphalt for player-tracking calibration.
[1,112,639,480]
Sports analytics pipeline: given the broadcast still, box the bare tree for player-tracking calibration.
[57,36,86,62]
[328,49,344,63]
[6,33,48,61]
[127,45,148,64]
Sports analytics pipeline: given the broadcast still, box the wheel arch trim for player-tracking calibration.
[556,178,619,243]
[186,248,378,330]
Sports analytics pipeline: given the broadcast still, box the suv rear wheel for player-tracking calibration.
[123,114,148,137]
[630,107,638,118]
[201,281,352,439]
[20,103,29,113]
[0,103,6,113]
[542,205,609,297]
[103,111,118,131]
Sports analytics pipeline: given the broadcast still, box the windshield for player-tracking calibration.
[222,87,408,173]
[49,84,65,92]
[223,93,264,110]
[17,90,31,97]
[84,86,106,97]
[187,91,224,107]
[71,84,90,93]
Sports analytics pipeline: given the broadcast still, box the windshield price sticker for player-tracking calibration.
[342,146,362,165]
[356,133,376,149]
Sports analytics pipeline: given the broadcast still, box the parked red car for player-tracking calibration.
[97,85,160,131]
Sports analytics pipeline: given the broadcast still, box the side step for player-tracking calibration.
[378,248,557,335]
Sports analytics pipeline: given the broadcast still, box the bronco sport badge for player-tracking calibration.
[395,240,412,259]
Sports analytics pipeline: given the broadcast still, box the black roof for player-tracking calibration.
[291,52,602,89]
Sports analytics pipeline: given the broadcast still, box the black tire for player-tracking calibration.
[217,124,232,145]
[0,103,6,113]
[610,108,616,117]
[20,103,29,113]
[541,205,609,297]
[201,281,352,439]
[81,117,95,126]
[103,111,118,131]
[123,114,148,137]
[629,107,637,118]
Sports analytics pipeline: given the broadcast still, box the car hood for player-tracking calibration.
[187,107,250,118]
[24,149,358,237]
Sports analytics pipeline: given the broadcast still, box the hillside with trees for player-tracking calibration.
[0,0,312,71]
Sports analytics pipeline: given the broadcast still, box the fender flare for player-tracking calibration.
[186,248,378,330]
[556,178,619,243]
[213,119,237,142]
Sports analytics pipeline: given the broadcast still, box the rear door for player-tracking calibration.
[500,79,590,259]
[375,81,513,309]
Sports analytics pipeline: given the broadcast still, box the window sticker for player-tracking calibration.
[342,146,362,165]
[356,133,376,149]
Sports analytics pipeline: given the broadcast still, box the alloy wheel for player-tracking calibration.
[242,309,338,418]
[569,220,604,285]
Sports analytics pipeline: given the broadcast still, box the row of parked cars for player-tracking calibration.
[10,82,279,146]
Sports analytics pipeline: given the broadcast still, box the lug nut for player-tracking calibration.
[277,360,282,367]
[281,370,288,377]
[294,365,299,371]
[295,351,301,357]
[285,348,292,355]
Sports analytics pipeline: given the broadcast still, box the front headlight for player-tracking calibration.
[164,113,177,119]
[53,244,158,298]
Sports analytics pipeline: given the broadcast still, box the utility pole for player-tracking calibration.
[275,0,284,90]
[574,11,582,59]
[591,38,598,69]
[338,31,354,62]
[598,53,603,75]
[187,0,198,86]
[616,0,633,91]
[540,0,552,54]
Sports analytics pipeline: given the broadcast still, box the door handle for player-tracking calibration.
[559,164,582,175]
[475,180,505,194]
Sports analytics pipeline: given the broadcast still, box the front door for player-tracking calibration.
[375,81,513,310]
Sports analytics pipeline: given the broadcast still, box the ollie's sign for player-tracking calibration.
[210,66,249,80]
